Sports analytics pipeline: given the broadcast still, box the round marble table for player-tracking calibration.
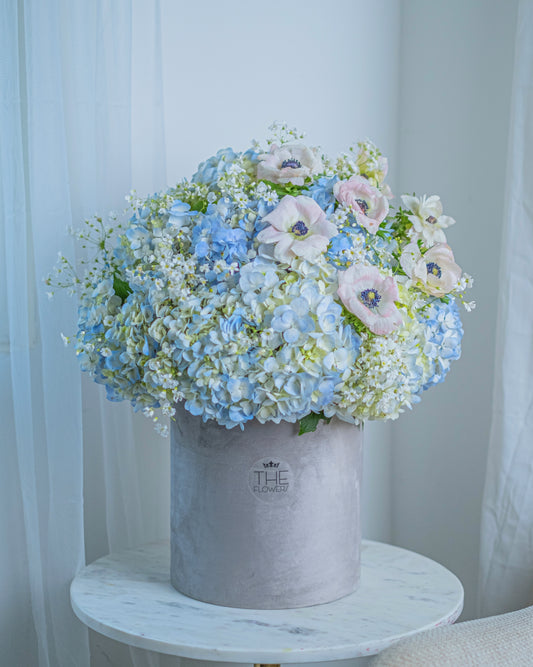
[71,540,463,664]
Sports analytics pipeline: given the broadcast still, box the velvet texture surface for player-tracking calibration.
[171,405,363,608]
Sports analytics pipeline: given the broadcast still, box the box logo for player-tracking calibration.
[248,457,293,503]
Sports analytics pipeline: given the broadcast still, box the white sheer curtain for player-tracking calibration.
[1,0,89,665]
[2,1,169,665]
[479,0,533,617]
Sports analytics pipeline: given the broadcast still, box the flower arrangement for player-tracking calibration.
[49,123,474,435]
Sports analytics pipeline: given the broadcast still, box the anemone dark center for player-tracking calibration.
[426,215,438,225]
[355,199,369,214]
[426,262,442,278]
[281,158,302,169]
[291,220,309,237]
[359,288,381,309]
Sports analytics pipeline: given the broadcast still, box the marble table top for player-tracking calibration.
[70,540,463,663]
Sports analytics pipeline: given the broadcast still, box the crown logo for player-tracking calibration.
[263,460,280,468]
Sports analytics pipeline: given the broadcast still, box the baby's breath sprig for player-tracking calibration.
[266,121,306,147]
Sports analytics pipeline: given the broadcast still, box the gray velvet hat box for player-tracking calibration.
[171,404,363,609]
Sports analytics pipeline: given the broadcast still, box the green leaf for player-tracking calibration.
[390,206,413,242]
[341,306,373,337]
[298,411,332,435]
[259,179,305,199]
[190,197,208,214]
[113,273,132,301]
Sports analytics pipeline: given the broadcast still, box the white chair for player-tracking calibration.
[369,605,533,666]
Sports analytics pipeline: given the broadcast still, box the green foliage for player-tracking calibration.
[113,272,132,301]
[391,206,412,242]
[391,251,407,277]
[341,306,374,338]
[259,179,305,199]
[188,195,209,214]
[298,411,332,435]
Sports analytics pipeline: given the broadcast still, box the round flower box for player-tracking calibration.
[170,404,363,609]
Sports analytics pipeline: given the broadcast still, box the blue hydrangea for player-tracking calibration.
[65,133,470,431]
[419,298,463,392]
[192,148,237,187]
[192,200,251,266]
[271,298,315,344]
[167,201,197,231]
[305,176,338,214]
[326,232,354,268]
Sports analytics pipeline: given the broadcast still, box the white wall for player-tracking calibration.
[392,0,518,621]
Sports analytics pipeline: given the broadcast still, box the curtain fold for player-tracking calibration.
[1,0,48,662]
[478,0,533,616]
[3,1,170,664]
[64,2,170,665]
[1,0,90,664]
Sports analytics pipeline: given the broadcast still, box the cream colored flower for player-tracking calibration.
[401,194,455,246]
[400,242,461,297]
